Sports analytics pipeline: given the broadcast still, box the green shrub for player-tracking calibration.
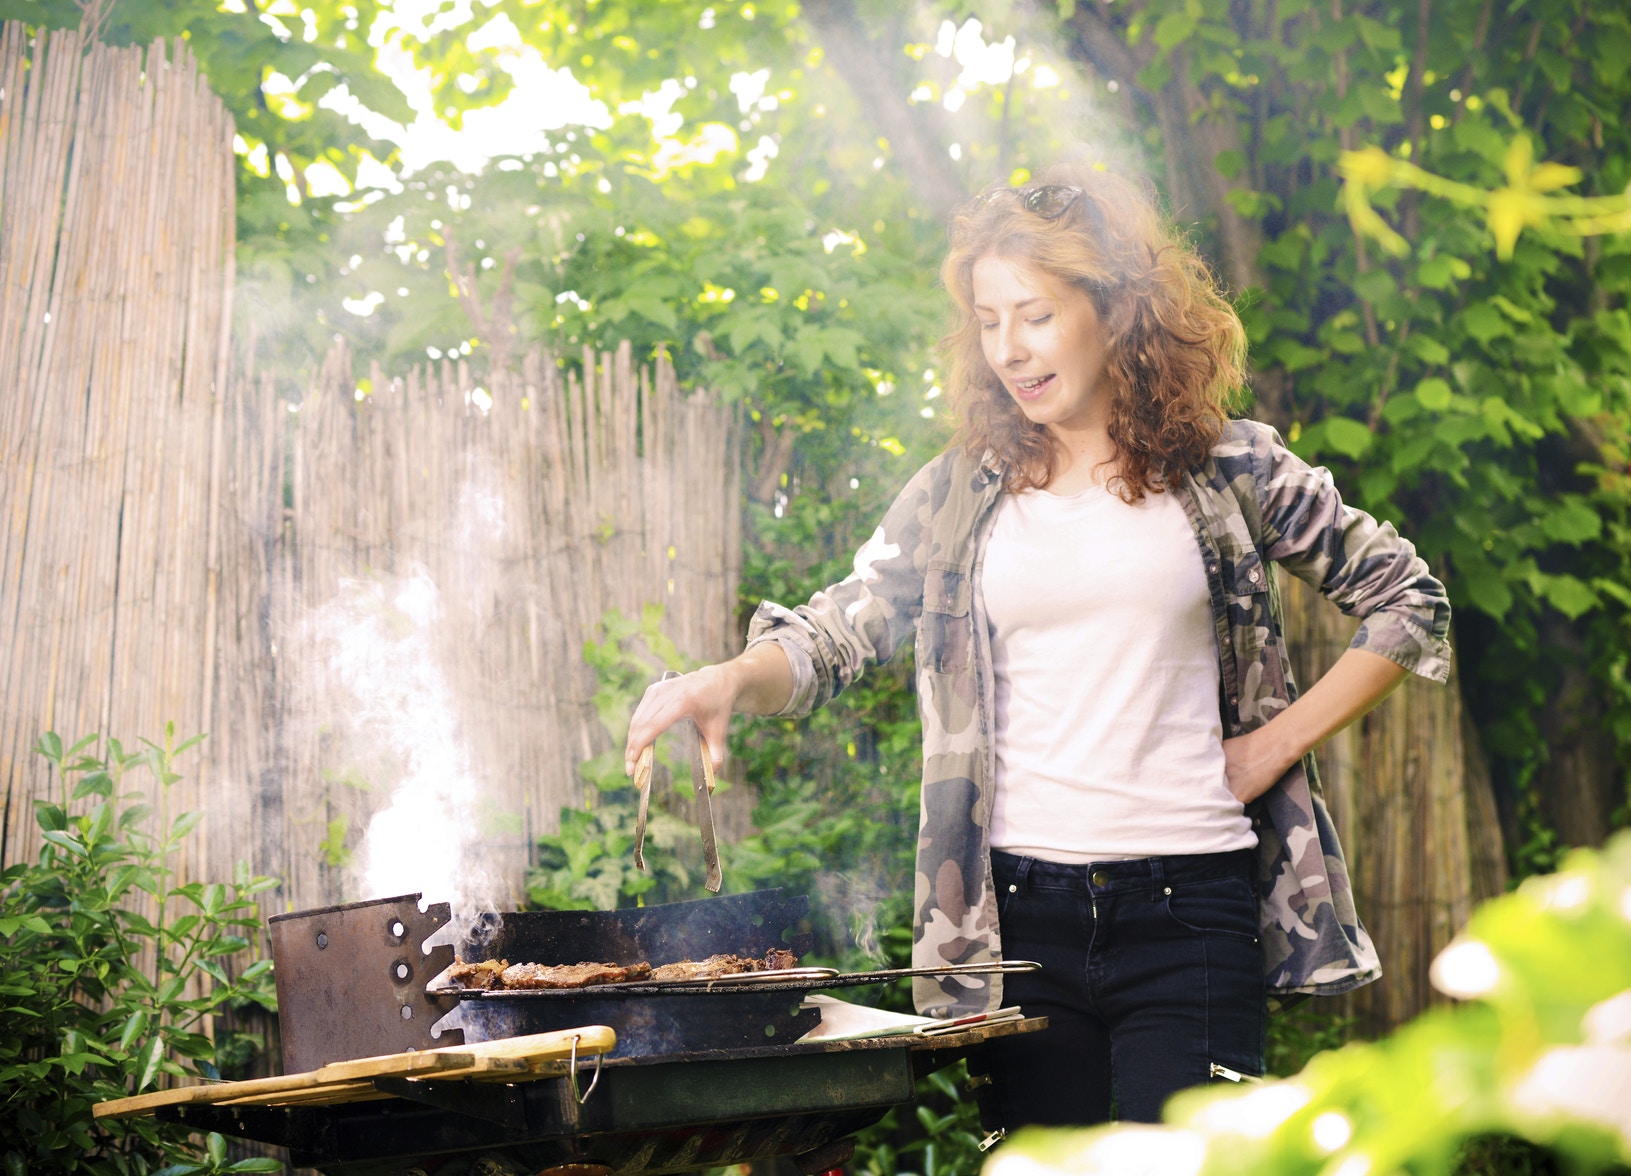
[0,728,280,1175]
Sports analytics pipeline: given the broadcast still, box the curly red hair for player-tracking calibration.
[940,166,1246,500]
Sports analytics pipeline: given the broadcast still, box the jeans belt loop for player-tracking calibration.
[1151,855,1167,902]
[1015,856,1034,897]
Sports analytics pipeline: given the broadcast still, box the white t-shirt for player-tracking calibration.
[983,482,1256,864]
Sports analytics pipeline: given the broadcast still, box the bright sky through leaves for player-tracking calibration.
[304,2,1028,190]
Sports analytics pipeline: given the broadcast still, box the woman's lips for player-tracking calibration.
[1012,374,1055,401]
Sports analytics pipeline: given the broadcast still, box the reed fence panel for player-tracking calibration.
[0,19,743,919]
[0,27,235,883]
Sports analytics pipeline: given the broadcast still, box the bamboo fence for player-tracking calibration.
[0,26,236,879]
[0,19,743,917]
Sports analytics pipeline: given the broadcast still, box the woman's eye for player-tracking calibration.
[978,321,997,331]
[1027,314,1053,326]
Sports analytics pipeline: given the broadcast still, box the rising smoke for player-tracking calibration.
[292,461,517,947]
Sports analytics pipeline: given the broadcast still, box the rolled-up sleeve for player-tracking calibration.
[744,603,821,717]
[743,458,940,716]
[1254,426,1453,682]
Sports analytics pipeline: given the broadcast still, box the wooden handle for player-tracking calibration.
[93,1026,619,1119]
[697,735,716,794]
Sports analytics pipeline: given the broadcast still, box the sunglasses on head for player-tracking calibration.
[972,184,1084,220]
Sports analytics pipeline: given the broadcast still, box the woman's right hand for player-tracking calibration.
[622,642,796,778]
[624,663,739,777]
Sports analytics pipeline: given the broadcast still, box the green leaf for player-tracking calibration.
[1416,255,1459,290]
[169,810,205,841]
[1540,497,1603,544]
[1462,302,1510,346]
[134,1034,165,1091]
[626,295,678,331]
[1541,574,1598,619]
[40,831,86,857]
[1407,334,1451,365]
[1276,342,1326,373]
[71,771,113,800]
[119,1010,150,1054]
[1353,268,1397,304]
[1594,577,1631,609]
[1414,378,1453,412]
[225,1162,284,1173]
[1152,11,1198,51]
[200,883,226,915]
[34,802,68,832]
[1324,417,1375,459]
[1459,559,1513,619]
[118,802,154,831]
[1354,15,1402,52]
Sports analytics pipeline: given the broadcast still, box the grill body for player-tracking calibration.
[245,890,1043,1174]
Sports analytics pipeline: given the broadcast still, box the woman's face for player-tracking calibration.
[972,254,1111,440]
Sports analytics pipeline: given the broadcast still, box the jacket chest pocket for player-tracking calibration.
[920,561,972,673]
[1221,550,1274,639]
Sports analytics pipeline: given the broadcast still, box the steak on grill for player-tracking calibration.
[446,958,508,990]
[500,960,654,989]
[649,948,802,981]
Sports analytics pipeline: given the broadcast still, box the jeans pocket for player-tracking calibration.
[992,864,1018,920]
[1162,875,1259,941]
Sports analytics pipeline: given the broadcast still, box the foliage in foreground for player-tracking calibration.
[0,729,280,1175]
[987,832,1631,1176]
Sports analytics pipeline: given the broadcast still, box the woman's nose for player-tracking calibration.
[992,321,1026,367]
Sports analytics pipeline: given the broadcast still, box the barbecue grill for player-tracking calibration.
[100,890,1044,1175]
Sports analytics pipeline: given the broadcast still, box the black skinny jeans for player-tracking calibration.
[973,848,1267,1128]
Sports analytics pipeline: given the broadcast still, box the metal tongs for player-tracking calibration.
[632,670,722,893]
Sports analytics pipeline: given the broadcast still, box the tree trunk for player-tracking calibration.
[1534,615,1623,847]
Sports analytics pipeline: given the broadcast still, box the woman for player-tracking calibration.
[624,167,1451,1129]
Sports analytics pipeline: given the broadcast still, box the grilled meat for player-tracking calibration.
[649,948,802,982]
[499,960,653,989]
[445,958,508,990]
[446,948,801,990]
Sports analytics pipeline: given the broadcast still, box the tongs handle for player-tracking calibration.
[631,745,654,871]
[891,960,1043,978]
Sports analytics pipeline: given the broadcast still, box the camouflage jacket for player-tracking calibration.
[745,419,1452,1017]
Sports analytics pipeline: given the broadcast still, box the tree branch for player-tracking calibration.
[445,230,522,377]
[748,416,797,505]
